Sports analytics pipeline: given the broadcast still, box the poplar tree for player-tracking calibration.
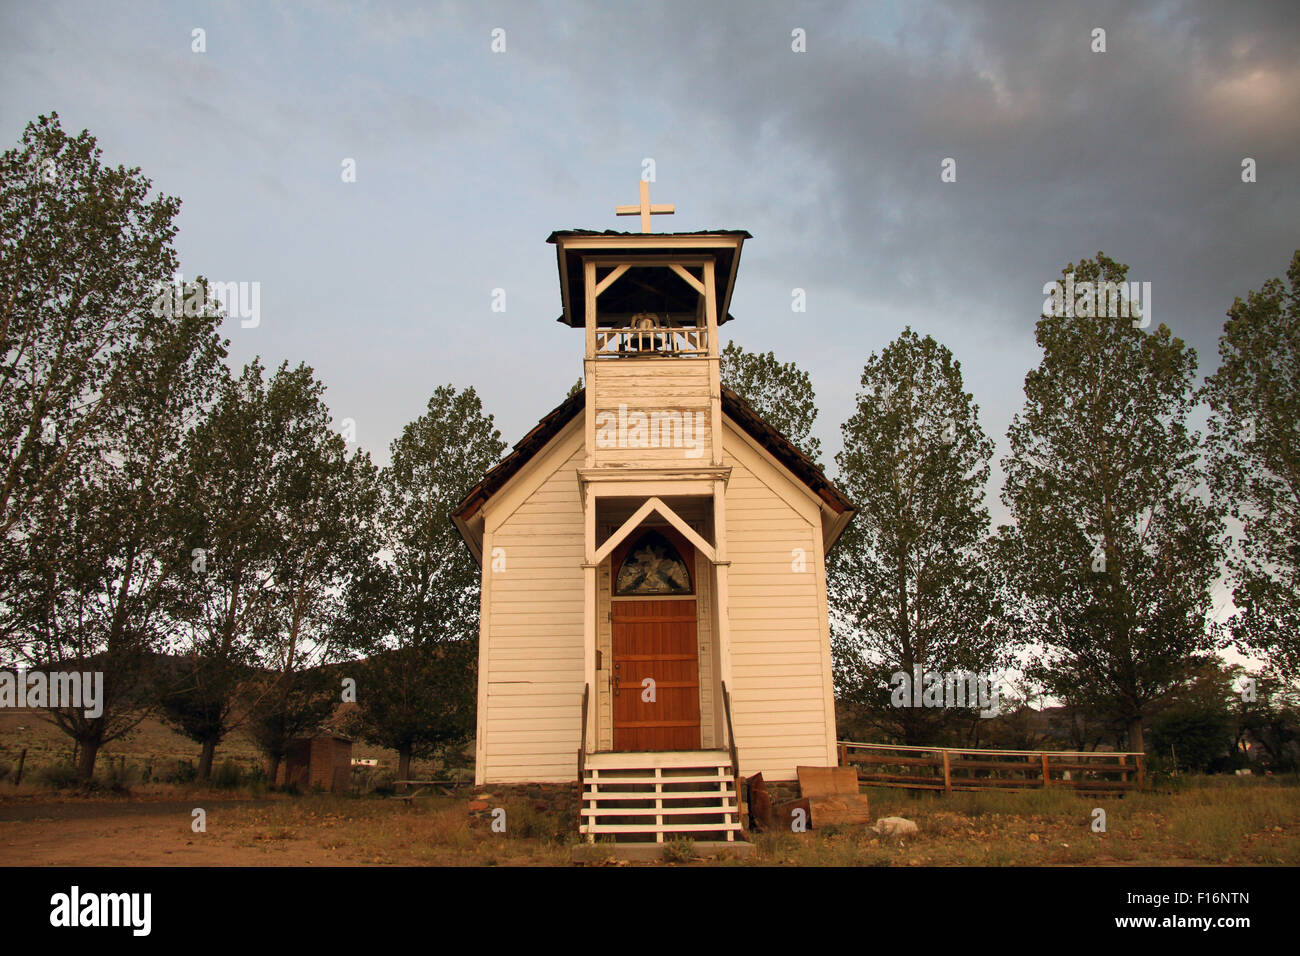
[1203,250,1300,681]
[1000,252,1224,753]
[829,329,1008,744]
[167,360,377,781]
[341,386,505,782]
[1,114,227,779]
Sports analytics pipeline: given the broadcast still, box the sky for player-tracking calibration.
[2,1,1297,574]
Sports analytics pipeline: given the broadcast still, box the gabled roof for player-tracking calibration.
[451,387,855,553]
[451,387,586,526]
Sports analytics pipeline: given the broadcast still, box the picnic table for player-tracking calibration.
[390,780,469,802]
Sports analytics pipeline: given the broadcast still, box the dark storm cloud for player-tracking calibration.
[1,0,1295,473]
[530,0,1300,355]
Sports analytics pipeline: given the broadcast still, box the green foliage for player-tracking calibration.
[829,328,1009,744]
[999,252,1225,753]
[719,341,824,466]
[244,665,339,776]
[1203,250,1300,681]
[1235,669,1300,771]
[0,113,229,779]
[339,385,505,775]
[168,358,380,779]
[1148,664,1238,773]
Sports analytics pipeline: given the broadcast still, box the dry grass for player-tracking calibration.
[3,770,1296,866]
[742,776,1300,866]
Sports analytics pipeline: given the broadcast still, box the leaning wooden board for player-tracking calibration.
[797,765,872,826]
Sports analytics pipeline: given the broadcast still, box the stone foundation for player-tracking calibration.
[467,782,582,832]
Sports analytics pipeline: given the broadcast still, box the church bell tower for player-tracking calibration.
[546,183,751,758]
[546,182,750,472]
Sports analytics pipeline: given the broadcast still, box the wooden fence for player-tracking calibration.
[837,741,1145,795]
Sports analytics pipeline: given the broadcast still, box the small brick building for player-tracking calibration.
[277,733,353,791]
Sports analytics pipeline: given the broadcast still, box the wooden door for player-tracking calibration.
[611,599,701,751]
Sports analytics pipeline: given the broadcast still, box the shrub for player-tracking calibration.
[36,762,81,789]
[96,761,134,794]
[162,760,197,784]
[662,838,696,863]
[212,760,244,789]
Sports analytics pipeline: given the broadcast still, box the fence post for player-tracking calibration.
[1136,754,1145,790]
[1041,752,1051,788]
[941,750,951,795]
[1119,754,1128,787]
[14,748,26,786]
[838,742,847,767]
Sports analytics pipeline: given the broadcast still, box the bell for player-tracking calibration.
[626,313,663,353]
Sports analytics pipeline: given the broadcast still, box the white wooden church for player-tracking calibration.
[452,185,855,842]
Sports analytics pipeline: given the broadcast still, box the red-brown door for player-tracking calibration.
[611,599,701,751]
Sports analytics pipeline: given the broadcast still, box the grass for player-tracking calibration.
[4,753,1297,866]
[734,776,1300,866]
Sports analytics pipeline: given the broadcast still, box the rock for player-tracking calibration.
[467,800,490,812]
[872,816,918,838]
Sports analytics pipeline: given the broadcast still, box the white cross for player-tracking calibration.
[616,180,675,233]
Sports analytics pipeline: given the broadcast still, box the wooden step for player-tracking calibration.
[582,789,735,801]
[579,753,741,843]
[581,822,741,835]
[582,805,737,817]
[583,773,730,785]
[585,750,731,770]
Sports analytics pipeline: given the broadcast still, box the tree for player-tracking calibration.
[1000,252,1225,754]
[1147,662,1237,773]
[233,363,378,783]
[828,329,1010,745]
[1203,250,1300,682]
[1,112,200,659]
[8,279,226,779]
[719,341,824,466]
[0,113,232,779]
[1234,668,1300,771]
[165,359,377,780]
[340,386,505,782]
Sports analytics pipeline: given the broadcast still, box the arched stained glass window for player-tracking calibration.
[615,529,693,596]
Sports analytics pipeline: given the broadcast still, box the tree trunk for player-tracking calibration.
[1128,716,1145,754]
[266,753,281,786]
[199,738,217,781]
[77,735,101,782]
[397,746,412,792]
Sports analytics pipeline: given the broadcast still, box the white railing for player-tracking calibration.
[593,325,708,357]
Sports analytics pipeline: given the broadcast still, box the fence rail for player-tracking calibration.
[837,741,1145,795]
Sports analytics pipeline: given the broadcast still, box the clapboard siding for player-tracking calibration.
[590,359,712,467]
[481,438,586,783]
[475,407,839,785]
[722,422,838,780]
